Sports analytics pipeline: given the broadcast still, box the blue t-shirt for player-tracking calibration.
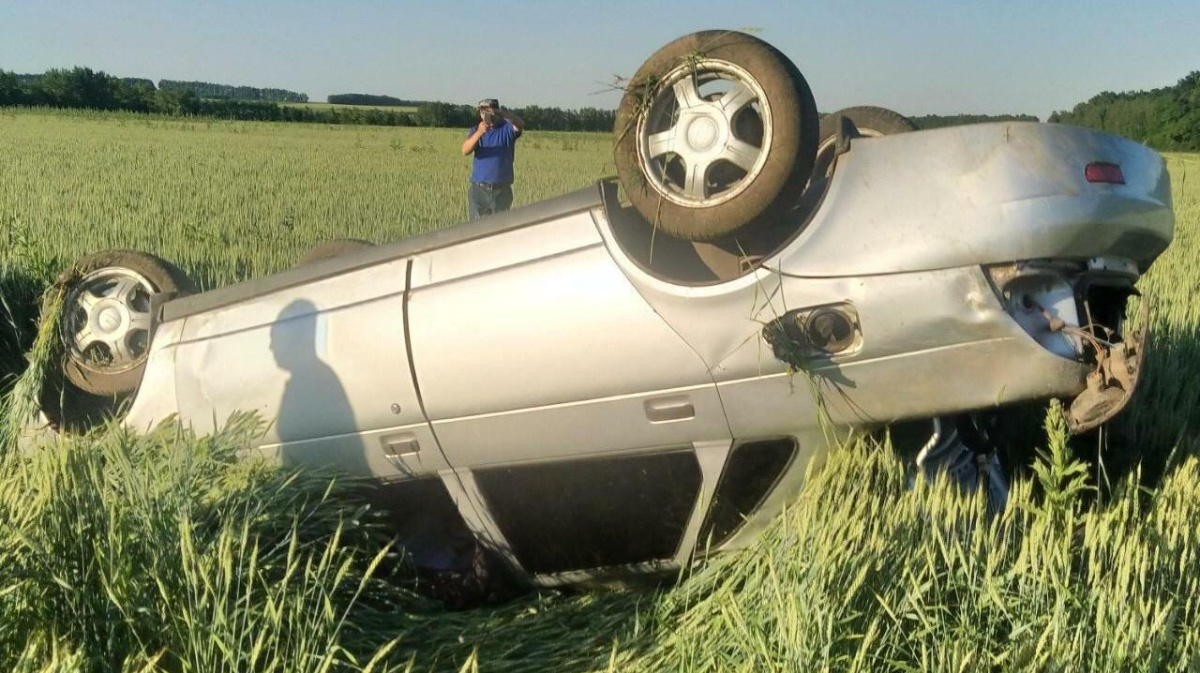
[468,119,519,184]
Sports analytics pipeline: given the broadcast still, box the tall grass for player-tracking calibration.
[621,407,1200,672]
[3,410,1197,671]
[0,109,1198,671]
[1118,154,1200,473]
[0,110,613,291]
[0,412,422,672]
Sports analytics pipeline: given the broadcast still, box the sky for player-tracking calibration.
[2,0,1198,120]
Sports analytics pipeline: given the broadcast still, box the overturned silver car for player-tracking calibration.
[34,31,1174,590]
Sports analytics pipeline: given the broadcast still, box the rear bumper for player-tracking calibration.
[782,122,1174,277]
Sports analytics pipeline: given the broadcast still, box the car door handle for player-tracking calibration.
[644,398,695,423]
[381,432,420,457]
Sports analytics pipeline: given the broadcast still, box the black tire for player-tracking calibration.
[812,106,918,180]
[297,238,374,266]
[614,30,819,242]
[55,250,193,397]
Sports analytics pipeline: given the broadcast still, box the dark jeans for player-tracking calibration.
[467,182,514,220]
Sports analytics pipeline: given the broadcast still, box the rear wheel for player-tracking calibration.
[614,30,819,242]
[812,106,918,180]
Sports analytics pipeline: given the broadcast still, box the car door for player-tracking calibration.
[167,256,445,480]
[407,208,731,577]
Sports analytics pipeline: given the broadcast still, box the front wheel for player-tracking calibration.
[56,250,192,397]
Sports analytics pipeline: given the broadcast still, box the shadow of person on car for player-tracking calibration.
[271,299,371,477]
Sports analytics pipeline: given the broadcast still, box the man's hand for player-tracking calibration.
[504,108,525,134]
[463,120,489,155]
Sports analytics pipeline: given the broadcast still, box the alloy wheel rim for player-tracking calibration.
[636,59,773,208]
[61,267,156,375]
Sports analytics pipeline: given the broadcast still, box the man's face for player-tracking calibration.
[480,105,497,125]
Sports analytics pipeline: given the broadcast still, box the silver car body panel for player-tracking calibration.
[407,210,730,469]
[129,257,444,479]
[601,247,1089,430]
[784,122,1171,276]
[117,122,1173,584]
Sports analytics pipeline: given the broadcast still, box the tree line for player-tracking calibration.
[909,113,1040,129]
[0,66,618,131]
[1048,71,1200,151]
[11,63,1197,147]
[409,101,615,131]
[0,68,175,113]
[158,79,308,103]
[0,70,1037,134]
[327,93,425,107]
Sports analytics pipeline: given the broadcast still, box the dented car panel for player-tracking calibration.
[110,122,1173,586]
[785,122,1172,277]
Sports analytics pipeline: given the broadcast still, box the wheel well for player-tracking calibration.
[599,177,829,286]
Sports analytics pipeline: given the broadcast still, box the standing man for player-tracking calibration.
[461,98,524,219]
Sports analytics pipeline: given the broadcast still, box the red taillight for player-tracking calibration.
[1085,162,1125,184]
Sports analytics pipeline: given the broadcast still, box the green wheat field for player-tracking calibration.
[0,108,1198,672]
